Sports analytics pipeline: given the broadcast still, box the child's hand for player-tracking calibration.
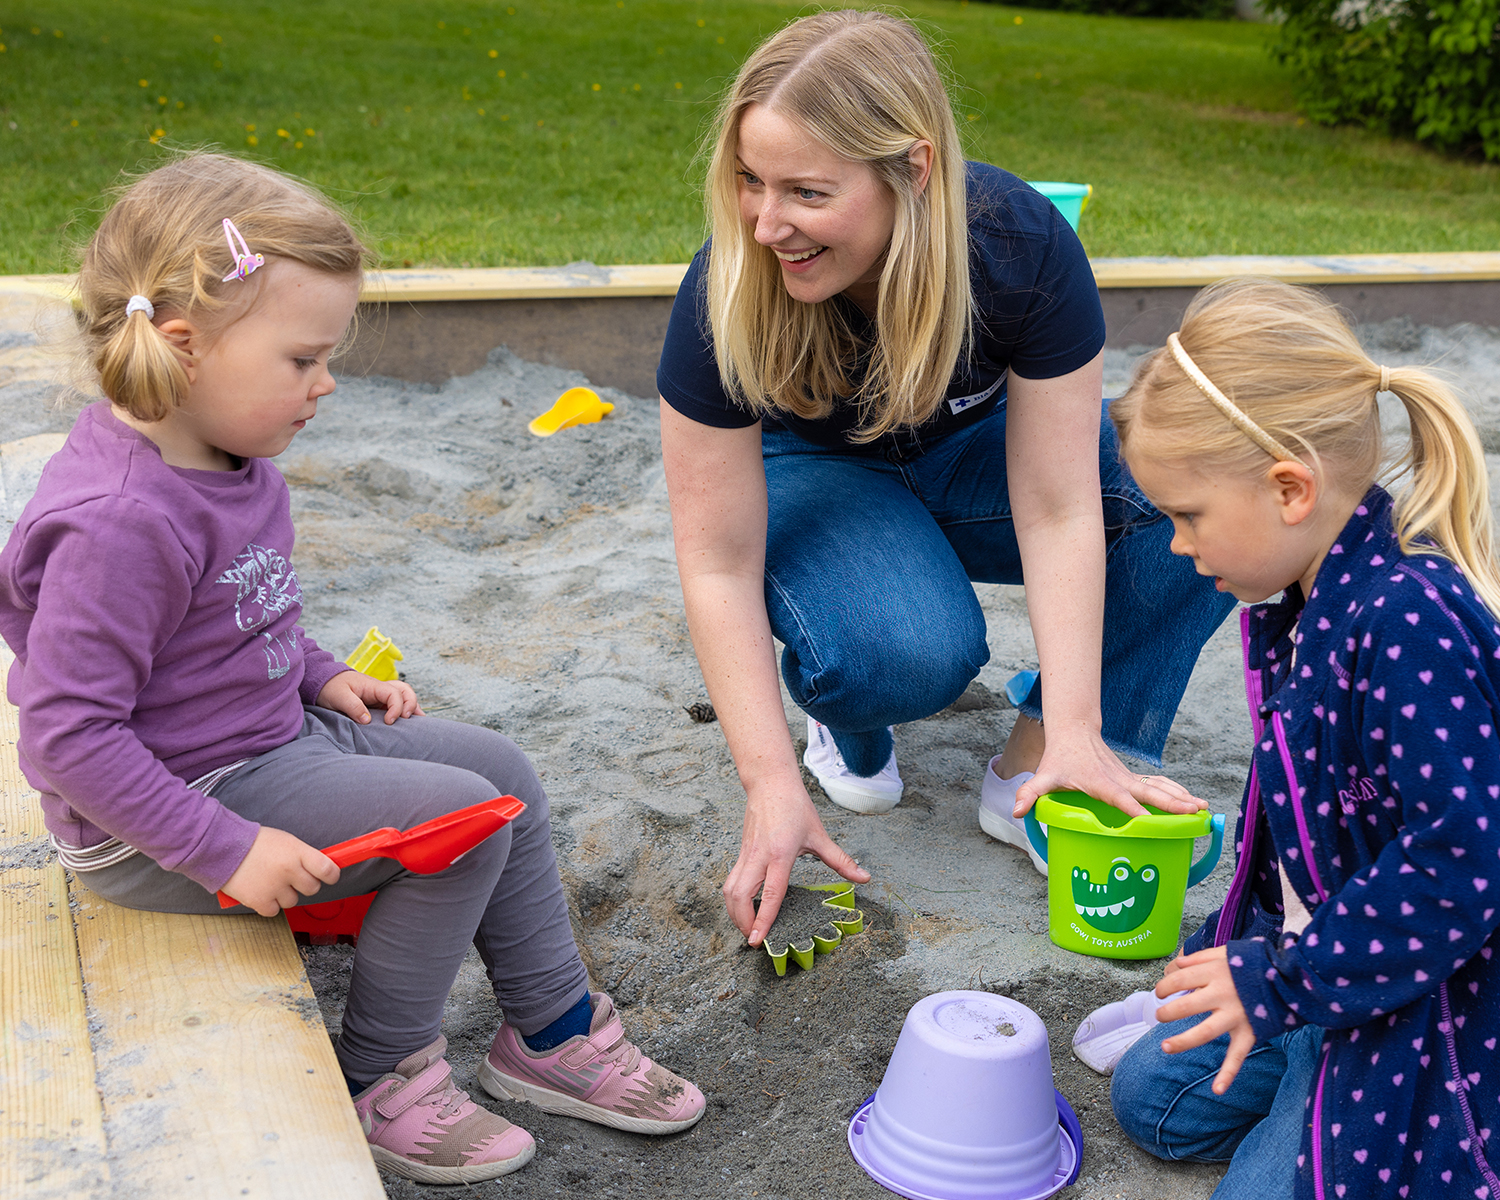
[1153,946,1257,1095]
[221,827,340,917]
[317,670,424,725]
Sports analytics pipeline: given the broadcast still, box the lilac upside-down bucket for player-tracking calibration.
[848,991,1082,1200]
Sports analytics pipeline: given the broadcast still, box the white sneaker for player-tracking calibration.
[977,756,1047,876]
[1071,988,1180,1075]
[802,718,902,814]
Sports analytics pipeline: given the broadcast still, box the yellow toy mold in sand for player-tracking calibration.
[346,626,404,681]
[528,386,614,437]
[756,881,865,976]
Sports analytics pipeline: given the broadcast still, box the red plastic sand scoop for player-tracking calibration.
[217,795,526,909]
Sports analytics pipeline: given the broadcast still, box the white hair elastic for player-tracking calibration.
[1379,365,1391,394]
[1166,332,1301,463]
[125,295,155,320]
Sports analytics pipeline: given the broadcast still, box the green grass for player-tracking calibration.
[0,0,1496,272]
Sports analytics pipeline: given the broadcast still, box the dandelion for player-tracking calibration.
[213,34,222,43]
[53,29,61,37]
[591,83,601,91]
[277,128,290,138]
[245,123,256,131]
[30,26,40,34]
[158,96,167,105]
[438,20,445,29]
[968,114,979,121]
[139,79,149,87]
[489,49,497,57]
[0,44,7,53]
[305,127,315,135]
[477,108,484,115]
[717,36,724,44]
[176,100,184,109]
[633,83,640,91]
[497,69,505,77]
[71,118,78,126]
[536,119,543,127]
[247,135,258,145]
[697,19,705,27]
[294,140,303,148]
[507,6,516,13]
[213,60,221,68]
[674,82,682,90]
[150,127,165,143]
[1015,15,1024,24]
[501,114,509,121]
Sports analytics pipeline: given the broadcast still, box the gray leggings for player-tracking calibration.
[81,708,591,1081]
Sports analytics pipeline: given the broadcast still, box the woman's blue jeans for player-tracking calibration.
[1110,1015,1325,1199]
[762,400,1237,775]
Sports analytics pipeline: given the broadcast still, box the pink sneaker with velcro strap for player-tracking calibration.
[352,1035,535,1184]
[479,992,706,1134]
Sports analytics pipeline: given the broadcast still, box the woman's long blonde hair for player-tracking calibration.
[1113,277,1500,615]
[79,151,369,421]
[704,9,971,443]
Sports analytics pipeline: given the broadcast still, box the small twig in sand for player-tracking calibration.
[717,986,738,1001]
[754,1011,766,1033]
[610,954,648,992]
[885,886,918,917]
[761,1089,784,1100]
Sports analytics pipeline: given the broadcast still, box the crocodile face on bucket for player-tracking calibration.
[1072,857,1158,934]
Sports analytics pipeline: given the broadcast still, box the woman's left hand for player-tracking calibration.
[316,670,425,725]
[1015,720,1205,818]
[1153,946,1257,1095]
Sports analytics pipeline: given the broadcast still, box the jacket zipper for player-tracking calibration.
[1311,1041,1331,1200]
[1216,610,1268,946]
[1439,981,1500,1193]
[1271,709,1330,904]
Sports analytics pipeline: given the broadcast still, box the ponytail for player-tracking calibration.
[1387,366,1500,616]
[93,296,190,422]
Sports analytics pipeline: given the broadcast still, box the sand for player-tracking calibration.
[4,287,1499,1199]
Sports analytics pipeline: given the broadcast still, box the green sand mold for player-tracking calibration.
[753,882,865,977]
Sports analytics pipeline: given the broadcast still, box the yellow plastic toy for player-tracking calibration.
[528,387,614,437]
[346,626,404,681]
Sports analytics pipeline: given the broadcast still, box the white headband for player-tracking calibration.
[1166,333,1301,463]
[125,295,155,320]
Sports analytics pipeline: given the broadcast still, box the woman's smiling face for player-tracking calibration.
[735,103,898,312]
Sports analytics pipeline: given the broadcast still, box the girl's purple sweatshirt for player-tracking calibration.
[0,403,349,890]
[1195,487,1499,1200]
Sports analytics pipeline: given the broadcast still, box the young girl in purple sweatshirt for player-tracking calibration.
[0,153,703,1184]
[1093,278,1500,1199]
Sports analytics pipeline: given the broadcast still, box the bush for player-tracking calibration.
[983,0,1235,18]
[1268,0,1500,159]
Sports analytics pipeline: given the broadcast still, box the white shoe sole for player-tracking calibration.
[477,1057,706,1135]
[977,803,1048,876]
[810,775,902,814]
[370,1137,534,1184]
[1071,1019,1156,1075]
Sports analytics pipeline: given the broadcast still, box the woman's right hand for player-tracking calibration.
[724,774,870,945]
[220,826,340,916]
[660,402,869,943]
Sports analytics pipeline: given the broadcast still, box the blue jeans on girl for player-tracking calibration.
[762,399,1237,775]
[1111,1014,1324,1199]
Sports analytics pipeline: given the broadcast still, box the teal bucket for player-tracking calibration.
[1023,792,1225,960]
[1028,181,1093,232]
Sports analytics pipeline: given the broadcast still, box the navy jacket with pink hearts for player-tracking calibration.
[1185,487,1499,1200]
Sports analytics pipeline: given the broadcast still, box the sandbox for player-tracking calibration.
[3,267,1497,1200]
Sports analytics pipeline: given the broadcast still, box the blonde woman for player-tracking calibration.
[657,10,1235,941]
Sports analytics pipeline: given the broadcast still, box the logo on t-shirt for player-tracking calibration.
[946,374,1005,417]
[216,543,304,680]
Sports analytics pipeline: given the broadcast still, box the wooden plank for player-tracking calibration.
[363,261,690,301]
[71,887,385,1199]
[0,646,109,1199]
[9,253,1500,308]
[1092,251,1500,289]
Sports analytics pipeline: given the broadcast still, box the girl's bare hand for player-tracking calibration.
[1153,946,1257,1094]
[220,826,340,917]
[317,670,425,725]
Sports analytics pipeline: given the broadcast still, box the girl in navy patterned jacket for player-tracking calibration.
[1098,278,1500,1200]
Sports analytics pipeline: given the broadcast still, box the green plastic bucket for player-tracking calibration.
[1023,792,1225,960]
[1028,181,1093,232]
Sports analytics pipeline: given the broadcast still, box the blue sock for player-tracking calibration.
[522,993,594,1052]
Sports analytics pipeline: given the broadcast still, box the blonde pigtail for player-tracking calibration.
[95,301,189,422]
[1387,367,1500,616]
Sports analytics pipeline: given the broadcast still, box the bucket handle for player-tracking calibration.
[1187,813,1226,888]
[1023,809,1226,885]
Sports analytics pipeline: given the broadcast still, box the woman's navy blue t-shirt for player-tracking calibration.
[655,162,1106,449]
